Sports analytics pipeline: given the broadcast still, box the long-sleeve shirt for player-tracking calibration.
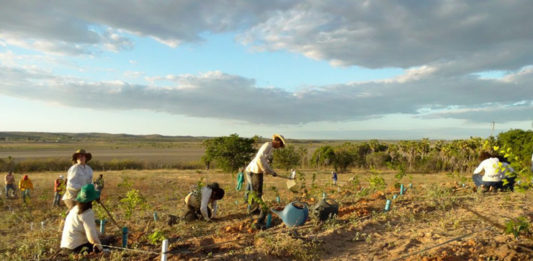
[5,174,15,185]
[184,186,218,221]
[63,164,93,201]
[473,157,514,182]
[60,205,102,250]
[19,179,33,191]
[245,142,275,175]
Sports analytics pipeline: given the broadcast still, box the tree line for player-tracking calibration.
[201,130,533,175]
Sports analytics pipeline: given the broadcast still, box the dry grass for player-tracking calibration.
[1,169,532,260]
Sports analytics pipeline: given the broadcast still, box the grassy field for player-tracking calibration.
[1,169,532,260]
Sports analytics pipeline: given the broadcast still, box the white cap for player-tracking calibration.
[59,175,64,179]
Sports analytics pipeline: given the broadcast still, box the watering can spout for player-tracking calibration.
[270,208,281,217]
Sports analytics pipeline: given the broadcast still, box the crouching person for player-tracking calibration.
[184,183,225,222]
[61,184,103,254]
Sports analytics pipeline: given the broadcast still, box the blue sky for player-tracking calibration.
[1,1,532,139]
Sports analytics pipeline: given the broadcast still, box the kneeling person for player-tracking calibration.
[184,183,224,222]
[60,184,102,254]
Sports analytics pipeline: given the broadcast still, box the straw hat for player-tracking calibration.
[76,184,100,203]
[72,149,92,162]
[272,134,287,147]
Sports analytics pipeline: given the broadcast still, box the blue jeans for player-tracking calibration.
[472,174,515,191]
[53,192,62,206]
[5,184,16,198]
[21,190,31,203]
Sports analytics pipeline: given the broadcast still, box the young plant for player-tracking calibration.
[148,229,166,245]
[119,189,148,220]
[505,217,531,239]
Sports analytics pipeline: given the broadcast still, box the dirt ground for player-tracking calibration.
[1,169,532,260]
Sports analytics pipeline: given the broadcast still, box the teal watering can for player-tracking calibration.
[271,202,309,227]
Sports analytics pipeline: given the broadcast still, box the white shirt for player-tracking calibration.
[245,142,275,175]
[60,205,101,250]
[63,164,93,200]
[184,186,218,221]
[473,157,514,182]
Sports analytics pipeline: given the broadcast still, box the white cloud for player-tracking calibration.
[1,65,532,125]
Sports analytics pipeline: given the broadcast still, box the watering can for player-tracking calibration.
[312,198,339,221]
[271,202,309,227]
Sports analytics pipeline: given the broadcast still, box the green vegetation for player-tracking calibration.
[201,134,256,173]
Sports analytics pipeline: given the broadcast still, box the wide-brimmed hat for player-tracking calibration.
[72,149,92,162]
[272,134,287,147]
[76,184,100,203]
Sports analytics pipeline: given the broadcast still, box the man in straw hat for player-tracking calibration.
[60,184,103,253]
[62,149,94,209]
[244,134,286,229]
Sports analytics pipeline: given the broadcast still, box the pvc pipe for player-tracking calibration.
[30,222,33,230]
[153,212,158,222]
[409,183,413,189]
[322,192,326,199]
[41,221,45,229]
[266,213,272,228]
[100,219,106,234]
[400,184,404,195]
[122,227,128,248]
[462,183,465,187]
[392,194,397,200]
[384,200,391,212]
[276,196,281,203]
[161,239,169,261]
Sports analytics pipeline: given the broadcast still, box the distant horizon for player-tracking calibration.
[1,128,528,141]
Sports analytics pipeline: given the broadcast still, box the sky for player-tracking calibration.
[1,1,532,140]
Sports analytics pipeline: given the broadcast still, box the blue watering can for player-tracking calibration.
[271,201,309,227]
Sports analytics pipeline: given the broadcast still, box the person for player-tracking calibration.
[183,182,225,222]
[531,153,533,172]
[290,169,297,179]
[94,174,104,191]
[60,184,103,254]
[5,170,17,199]
[63,149,94,209]
[53,175,66,207]
[19,174,33,203]
[472,151,515,191]
[332,171,338,185]
[244,134,286,228]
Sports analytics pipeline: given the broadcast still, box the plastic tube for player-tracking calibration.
[384,200,391,212]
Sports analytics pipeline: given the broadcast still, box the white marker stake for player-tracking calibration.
[161,239,169,261]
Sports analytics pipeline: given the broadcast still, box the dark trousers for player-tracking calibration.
[472,174,515,191]
[62,242,99,254]
[183,205,212,222]
[247,173,266,224]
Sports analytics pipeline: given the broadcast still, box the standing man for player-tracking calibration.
[63,149,94,209]
[53,175,65,207]
[332,171,338,185]
[94,174,104,191]
[5,170,17,199]
[19,175,33,204]
[245,134,286,229]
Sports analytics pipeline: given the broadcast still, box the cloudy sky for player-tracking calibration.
[1,0,532,139]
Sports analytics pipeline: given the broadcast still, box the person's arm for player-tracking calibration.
[473,161,485,175]
[200,187,212,221]
[81,211,103,251]
[258,143,276,176]
[211,200,218,218]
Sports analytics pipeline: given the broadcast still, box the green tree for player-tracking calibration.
[202,134,256,173]
[273,145,302,170]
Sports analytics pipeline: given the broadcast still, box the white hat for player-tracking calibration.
[59,175,64,179]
